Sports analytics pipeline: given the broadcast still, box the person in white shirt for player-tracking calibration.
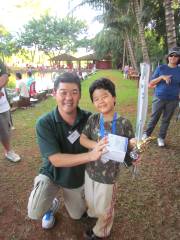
[15,72,30,108]
[0,60,21,162]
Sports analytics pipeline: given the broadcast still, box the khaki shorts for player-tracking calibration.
[85,171,116,238]
[27,174,86,220]
[0,111,11,141]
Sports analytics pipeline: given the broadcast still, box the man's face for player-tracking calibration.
[55,82,81,115]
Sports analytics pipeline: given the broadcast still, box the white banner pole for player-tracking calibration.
[135,63,150,141]
[131,63,150,177]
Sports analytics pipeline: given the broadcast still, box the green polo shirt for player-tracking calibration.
[36,107,91,188]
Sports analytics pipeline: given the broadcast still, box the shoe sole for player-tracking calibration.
[42,199,59,229]
[42,217,55,229]
[6,157,21,162]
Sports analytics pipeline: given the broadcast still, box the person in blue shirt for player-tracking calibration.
[143,47,180,147]
[26,71,35,91]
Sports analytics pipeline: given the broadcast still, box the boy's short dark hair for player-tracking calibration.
[16,72,22,79]
[89,78,116,102]
[54,72,81,93]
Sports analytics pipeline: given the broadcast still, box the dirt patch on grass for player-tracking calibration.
[0,105,179,240]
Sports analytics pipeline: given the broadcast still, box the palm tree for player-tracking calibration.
[132,0,150,63]
[125,30,138,71]
[78,0,150,66]
[164,0,177,49]
[102,2,139,71]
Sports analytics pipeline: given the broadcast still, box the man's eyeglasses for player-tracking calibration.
[169,54,179,58]
[57,89,79,97]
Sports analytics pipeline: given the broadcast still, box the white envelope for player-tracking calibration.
[101,133,128,163]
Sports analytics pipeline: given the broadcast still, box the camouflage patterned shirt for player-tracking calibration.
[82,113,134,184]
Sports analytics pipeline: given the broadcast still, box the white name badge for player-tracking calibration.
[67,130,80,144]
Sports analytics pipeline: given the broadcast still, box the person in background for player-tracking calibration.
[143,47,180,147]
[4,88,15,130]
[15,72,30,108]
[0,59,21,162]
[27,72,106,232]
[80,78,136,239]
[123,65,129,79]
[26,71,35,91]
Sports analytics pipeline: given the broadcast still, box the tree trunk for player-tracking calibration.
[164,0,177,49]
[133,0,150,64]
[122,40,126,69]
[125,30,138,72]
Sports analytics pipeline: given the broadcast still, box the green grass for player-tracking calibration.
[12,70,143,132]
[9,70,140,149]
[80,70,139,126]
[1,69,179,240]
[81,70,138,105]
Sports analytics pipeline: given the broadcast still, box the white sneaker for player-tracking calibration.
[142,133,148,141]
[157,138,165,147]
[42,198,60,229]
[5,150,21,162]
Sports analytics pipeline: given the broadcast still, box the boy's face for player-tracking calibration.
[92,88,115,114]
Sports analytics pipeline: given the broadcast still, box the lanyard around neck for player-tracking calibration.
[99,112,117,138]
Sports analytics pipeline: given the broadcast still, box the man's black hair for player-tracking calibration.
[54,72,81,93]
[89,78,116,102]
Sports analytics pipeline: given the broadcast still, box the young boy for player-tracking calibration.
[80,78,135,239]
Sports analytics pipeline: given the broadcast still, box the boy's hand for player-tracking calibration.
[88,137,108,161]
[129,138,137,149]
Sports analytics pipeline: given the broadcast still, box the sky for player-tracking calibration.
[0,0,103,38]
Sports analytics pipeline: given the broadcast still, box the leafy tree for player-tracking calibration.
[17,14,88,60]
[145,30,164,66]
[78,0,149,67]
[0,25,19,62]
[143,0,180,51]
[92,28,124,67]
[78,0,180,66]
[102,1,139,71]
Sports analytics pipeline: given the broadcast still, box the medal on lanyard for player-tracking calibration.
[99,112,117,138]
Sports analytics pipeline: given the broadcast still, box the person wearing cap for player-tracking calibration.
[143,47,180,147]
[27,72,106,231]
[0,59,21,162]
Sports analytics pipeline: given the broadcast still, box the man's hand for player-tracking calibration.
[88,137,108,162]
